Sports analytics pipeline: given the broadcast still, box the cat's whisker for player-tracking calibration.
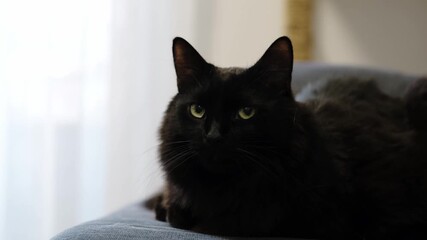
[162,140,191,145]
[161,148,193,168]
[138,140,190,157]
[161,145,191,158]
[236,148,280,181]
[167,152,197,175]
[161,148,197,174]
[162,149,196,175]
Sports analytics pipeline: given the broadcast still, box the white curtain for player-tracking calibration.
[0,0,202,239]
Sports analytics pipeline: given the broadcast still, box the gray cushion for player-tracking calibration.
[292,62,419,101]
[52,63,421,240]
[52,203,226,240]
[53,202,303,240]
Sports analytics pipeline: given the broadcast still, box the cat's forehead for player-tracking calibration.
[215,67,245,81]
[197,66,260,107]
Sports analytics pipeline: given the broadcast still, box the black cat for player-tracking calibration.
[151,36,427,239]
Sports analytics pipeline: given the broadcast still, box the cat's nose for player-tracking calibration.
[206,121,223,143]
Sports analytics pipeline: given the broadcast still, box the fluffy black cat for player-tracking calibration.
[151,36,427,239]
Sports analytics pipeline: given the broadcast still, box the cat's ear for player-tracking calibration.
[172,37,210,93]
[252,36,294,96]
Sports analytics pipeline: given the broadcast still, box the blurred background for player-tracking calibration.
[0,0,426,239]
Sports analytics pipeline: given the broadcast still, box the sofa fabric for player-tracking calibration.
[52,203,227,240]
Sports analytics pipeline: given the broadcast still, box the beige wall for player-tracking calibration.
[313,0,427,75]
[197,0,286,67]
[198,0,427,75]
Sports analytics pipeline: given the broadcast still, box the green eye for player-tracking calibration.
[238,107,256,120]
[189,104,206,119]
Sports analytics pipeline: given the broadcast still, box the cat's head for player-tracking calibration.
[160,37,299,183]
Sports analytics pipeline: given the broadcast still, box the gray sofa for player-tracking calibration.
[52,63,420,240]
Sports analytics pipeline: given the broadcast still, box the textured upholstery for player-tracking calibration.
[52,203,226,240]
[292,62,418,101]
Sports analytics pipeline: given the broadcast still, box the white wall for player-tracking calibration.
[195,0,286,67]
[105,0,201,214]
[313,0,427,75]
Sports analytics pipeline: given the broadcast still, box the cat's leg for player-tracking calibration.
[149,192,194,228]
[405,78,427,135]
[143,193,167,221]
[154,195,167,222]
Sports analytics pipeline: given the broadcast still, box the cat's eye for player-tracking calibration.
[189,104,206,119]
[237,107,256,120]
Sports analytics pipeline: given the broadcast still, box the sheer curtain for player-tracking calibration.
[0,0,202,239]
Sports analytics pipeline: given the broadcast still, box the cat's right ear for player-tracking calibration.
[251,36,294,97]
[172,37,210,93]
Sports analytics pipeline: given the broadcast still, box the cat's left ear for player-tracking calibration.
[252,36,294,96]
[172,37,211,93]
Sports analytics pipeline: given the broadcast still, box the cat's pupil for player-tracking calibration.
[194,105,203,113]
[243,107,253,115]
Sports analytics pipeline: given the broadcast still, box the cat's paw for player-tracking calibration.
[167,205,194,230]
[144,193,167,222]
[154,199,167,222]
[405,77,427,133]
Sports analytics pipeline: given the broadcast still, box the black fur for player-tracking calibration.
[152,36,427,239]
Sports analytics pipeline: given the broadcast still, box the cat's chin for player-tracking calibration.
[197,151,237,175]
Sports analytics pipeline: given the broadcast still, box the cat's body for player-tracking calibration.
[152,36,427,239]
[303,79,427,239]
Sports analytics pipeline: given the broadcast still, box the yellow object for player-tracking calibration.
[285,0,313,61]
